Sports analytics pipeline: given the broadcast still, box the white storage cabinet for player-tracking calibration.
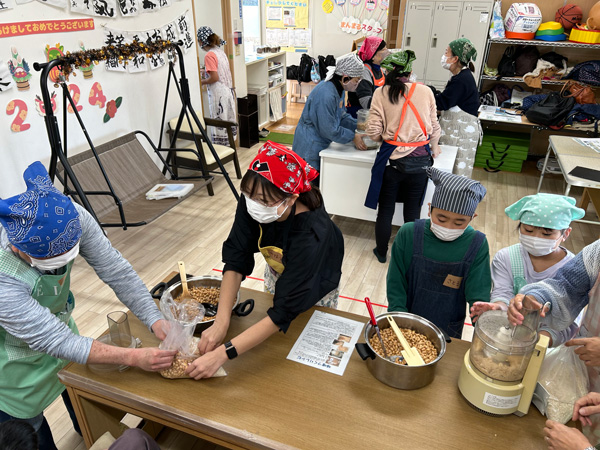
[403,1,493,89]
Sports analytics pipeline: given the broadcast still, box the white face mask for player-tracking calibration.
[430,221,466,241]
[519,233,561,257]
[244,194,289,224]
[343,78,360,92]
[440,54,452,70]
[30,242,80,271]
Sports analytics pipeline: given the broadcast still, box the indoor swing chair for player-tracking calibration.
[33,39,239,230]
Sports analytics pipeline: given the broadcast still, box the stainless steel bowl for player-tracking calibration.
[150,275,254,334]
[356,312,448,390]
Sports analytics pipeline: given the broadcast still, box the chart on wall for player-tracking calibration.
[321,0,388,37]
[265,0,311,53]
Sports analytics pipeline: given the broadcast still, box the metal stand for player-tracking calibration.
[158,44,239,201]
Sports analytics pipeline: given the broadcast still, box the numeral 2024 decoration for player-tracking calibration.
[6,99,30,132]
[68,84,84,113]
[89,81,106,108]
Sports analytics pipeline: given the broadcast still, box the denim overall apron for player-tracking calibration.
[406,219,485,339]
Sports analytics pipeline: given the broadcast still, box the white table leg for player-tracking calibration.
[537,143,552,194]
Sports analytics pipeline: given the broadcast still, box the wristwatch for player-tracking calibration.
[224,341,238,360]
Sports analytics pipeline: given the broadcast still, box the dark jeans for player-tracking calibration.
[0,390,80,450]
[375,165,428,256]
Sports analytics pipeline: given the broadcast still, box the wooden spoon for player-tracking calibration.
[177,261,193,303]
[386,316,425,366]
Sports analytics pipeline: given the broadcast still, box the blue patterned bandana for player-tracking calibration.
[0,162,82,257]
[197,26,226,48]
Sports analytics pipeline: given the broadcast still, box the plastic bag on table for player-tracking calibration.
[532,344,589,424]
[489,1,506,40]
[158,293,227,379]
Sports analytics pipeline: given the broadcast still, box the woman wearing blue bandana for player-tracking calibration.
[0,162,176,450]
[470,193,585,345]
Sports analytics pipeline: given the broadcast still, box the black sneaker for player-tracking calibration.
[258,128,270,138]
[373,248,386,264]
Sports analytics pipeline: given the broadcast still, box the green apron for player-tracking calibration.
[0,249,77,419]
[508,243,528,295]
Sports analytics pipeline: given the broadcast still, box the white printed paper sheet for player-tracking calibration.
[287,310,364,376]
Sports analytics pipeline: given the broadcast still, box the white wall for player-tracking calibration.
[0,2,202,198]
[230,0,248,98]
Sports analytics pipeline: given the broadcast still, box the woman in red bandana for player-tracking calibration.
[347,36,389,118]
[186,142,344,379]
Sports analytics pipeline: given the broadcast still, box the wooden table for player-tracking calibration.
[60,285,551,450]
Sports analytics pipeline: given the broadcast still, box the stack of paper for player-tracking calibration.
[146,184,194,200]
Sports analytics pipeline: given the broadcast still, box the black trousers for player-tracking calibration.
[375,165,428,256]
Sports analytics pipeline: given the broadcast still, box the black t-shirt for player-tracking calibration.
[222,196,344,332]
[434,69,480,117]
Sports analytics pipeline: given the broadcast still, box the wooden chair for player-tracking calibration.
[166,116,242,188]
[57,131,212,228]
[351,36,366,53]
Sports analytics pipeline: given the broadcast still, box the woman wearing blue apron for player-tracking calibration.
[365,50,441,264]
[187,142,344,379]
[0,162,175,449]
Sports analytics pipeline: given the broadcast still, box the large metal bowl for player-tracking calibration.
[356,312,449,390]
[150,275,254,334]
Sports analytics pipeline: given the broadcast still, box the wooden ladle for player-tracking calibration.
[177,261,193,303]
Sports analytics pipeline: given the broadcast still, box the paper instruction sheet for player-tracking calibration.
[287,310,364,376]
[574,138,600,153]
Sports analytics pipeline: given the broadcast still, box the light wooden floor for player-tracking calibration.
[48,102,599,449]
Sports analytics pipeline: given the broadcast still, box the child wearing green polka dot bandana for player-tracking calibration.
[470,193,585,327]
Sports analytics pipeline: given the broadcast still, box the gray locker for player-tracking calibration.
[402,0,493,86]
[458,2,493,81]
[403,2,434,81]
[425,2,462,85]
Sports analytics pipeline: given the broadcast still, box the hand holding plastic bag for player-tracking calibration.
[533,344,589,424]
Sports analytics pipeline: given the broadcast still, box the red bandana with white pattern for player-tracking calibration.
[249,141,318,194]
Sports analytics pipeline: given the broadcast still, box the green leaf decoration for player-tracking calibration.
[103,113,110,123]
[115,97,122,108]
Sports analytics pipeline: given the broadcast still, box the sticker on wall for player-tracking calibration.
[0,0,15,12]
[175,11,194,54]
[89,81,106,108]
[322,0,333,13]
[117,0,138,16]
[350,0,361,5]
[78,42,94,79]
[34,92,57,116]
[365,0,376,11]
[66,84,83,113]
[127,31,148,73]
[44,43,65,84]
[0,60,15,92]
[7,47,32,91]
[6,99,30,132]
[379,0,388,8]
[103,28,128,72]
[340,16,361,34]
[361,18,383,36]
[103,97,122,123]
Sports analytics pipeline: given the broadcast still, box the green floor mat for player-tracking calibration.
[259,132,295,145]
